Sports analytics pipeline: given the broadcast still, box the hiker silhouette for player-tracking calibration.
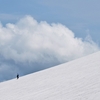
[17,74,19,79]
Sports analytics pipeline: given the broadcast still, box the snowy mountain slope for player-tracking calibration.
[0,51,100,100]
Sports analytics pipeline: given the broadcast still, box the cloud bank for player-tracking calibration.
[0,15,99,81]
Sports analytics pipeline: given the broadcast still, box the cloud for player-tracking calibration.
[0,15,99,82]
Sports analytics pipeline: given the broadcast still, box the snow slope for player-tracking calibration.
[0,51,100,100]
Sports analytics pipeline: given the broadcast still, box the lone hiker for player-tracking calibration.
[17,74,19,79]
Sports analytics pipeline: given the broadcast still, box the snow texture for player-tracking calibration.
[0,51,100,100]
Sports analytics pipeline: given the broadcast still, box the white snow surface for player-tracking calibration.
[0,51,100,100]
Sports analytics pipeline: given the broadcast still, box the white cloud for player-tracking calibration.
[0,15,99,81]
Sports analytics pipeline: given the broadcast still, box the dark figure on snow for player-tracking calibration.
[17,74,19,79]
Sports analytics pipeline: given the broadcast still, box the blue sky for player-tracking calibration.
[0,0,100,81]
[0,0,100,42]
